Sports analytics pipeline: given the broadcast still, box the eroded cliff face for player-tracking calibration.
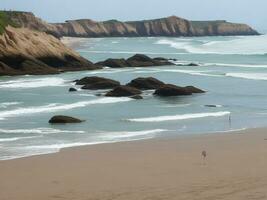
[52,16,259,37]
[4,12,258,38]
[0,26,99,76]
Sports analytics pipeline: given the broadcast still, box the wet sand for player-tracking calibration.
[1,128,267,200]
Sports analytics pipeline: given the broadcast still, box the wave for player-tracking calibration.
[0,128,85,134]
[0,97,132,120]
[0,77,67,89]
[0,102,22,108]
[155,35,267,55]
[0,136,40,142]
[226,73,267,81]
[205,62,267,69]
[127,111,230,122]
[100,129,167,139]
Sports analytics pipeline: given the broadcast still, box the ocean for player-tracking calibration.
[1,35,267,160]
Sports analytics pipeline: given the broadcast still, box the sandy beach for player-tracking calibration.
[1,128,267,200]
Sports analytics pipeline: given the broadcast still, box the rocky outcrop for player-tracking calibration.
[49,115,84,124]
[154,84,205,97]
[0,11,100,76]
[106,86,142,97]
[4,12,258,38]
[126,77,165,90]
[69,87,77,92]
[96,54,174,68]
[51,16,258,37]
[75,76,120,89]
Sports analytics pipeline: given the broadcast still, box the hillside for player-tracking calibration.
[0,11,99,76]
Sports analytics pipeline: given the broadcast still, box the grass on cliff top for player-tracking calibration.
[0,11,18,34]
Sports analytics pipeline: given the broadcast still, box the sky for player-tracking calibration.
[1,0,266,32]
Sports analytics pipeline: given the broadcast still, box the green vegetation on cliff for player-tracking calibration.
[0,11,18,34]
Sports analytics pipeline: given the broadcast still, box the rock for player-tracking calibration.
[131,95,143,100]
[205,105,217,108]
[81,80,120,90]
[69,87,77,92]
[126,77,165,90]
[154,84,192,96]
[96,58,128,68]
[184,86,205,93]
[75,76,120,87]
[0,25,100,76]
[49,115,84,124]
[96,54,174,68]
[187,63,199,66]
[106,86,142,97]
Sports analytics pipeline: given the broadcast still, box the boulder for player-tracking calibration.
[126,77,165,90]
[96,58,128,68]
[81,80,120,90]
[75,76,120,86]
[49,115,84,124]
[154,84,192,96]
[185,86,205,93]
[106,86,142,97]
[69,87,77,92]
[131,95,143,100]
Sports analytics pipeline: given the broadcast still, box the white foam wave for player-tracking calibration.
[100,129,167,139]
[0,136,40,142]
[127,111,230,122]
[155,35,267,55]
[205,62,267,68]
[0,77,67,89]
[0,98,132,120]
[0,128,85,134]
[0,102,22,108]
[226,73,267,81]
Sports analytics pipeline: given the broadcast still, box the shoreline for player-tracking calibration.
[0,127,249,162]
[1,127,267,199]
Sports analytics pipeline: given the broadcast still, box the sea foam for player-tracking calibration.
[0,98,132,120]
[127,111,231,122]
[0,77,67,89]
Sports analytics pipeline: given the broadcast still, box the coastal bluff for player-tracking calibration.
[6,11,258,38]
[0,11,100,76]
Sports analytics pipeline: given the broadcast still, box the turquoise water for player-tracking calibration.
[1,35,267,160]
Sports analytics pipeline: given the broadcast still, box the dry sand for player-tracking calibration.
[1,128,267,200]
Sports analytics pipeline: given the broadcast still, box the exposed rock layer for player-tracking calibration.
[0,26,100,76]
[7,12,258,37]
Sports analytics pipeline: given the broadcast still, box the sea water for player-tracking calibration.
[1,35,267,160]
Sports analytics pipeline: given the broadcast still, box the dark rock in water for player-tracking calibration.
[75,76,120,86]
[69,87,77,92]
[96,58,129,68]
[188,63,199,66]
[126,77,165,90]
[126,54,173,67]
[131,95,143,100]
[185,86,205,93]
[176,63,199,66]
[81,80,120,90]
[96,54,174,68]
[205,105,217,108]
[154,84,192,96]
[106,86,142,97]
[169,58,178,61]
[49,115,84,124]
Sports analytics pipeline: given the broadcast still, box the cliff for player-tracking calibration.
[53,16,259,37]
[0,12,100,76]
[3,12,258,38]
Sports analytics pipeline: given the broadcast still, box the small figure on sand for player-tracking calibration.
[202,150,207,164]
[229,114,232,129]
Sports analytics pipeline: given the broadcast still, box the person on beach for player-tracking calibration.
[202,150,207,164]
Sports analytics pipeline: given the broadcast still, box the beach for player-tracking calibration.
[1,128,267,200]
